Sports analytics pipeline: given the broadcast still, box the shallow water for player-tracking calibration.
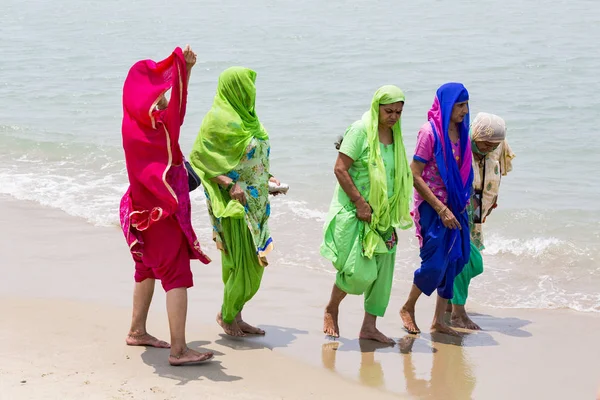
[1,0,599,311]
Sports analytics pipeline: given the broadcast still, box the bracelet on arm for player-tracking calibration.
[225,181,235,192]
[351,195,362,203]
[437,206,448,216]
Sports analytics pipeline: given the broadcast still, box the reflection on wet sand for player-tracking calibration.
[321,333,480,399]
[357,340,386,388]
[321,341,339,372]
[400,334,476,400]
[321,340,389,389]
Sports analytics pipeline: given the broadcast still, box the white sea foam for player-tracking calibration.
[284,200,327,222]
[483,234,582,258]
[472,274,600,313]
[2,0,600,316]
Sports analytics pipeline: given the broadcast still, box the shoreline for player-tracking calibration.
[1,194,599,399]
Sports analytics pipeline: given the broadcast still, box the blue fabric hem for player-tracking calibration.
[413,155,429,164]
[257,236,273,253]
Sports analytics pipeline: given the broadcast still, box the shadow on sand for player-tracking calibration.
[215,324,309,351]
[140,340,242,385]
[470,312,533,338]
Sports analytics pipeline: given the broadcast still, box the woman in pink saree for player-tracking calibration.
[120,45,213,366]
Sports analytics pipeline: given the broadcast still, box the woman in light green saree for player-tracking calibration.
[321,85,413,344]
[190,67,280,337]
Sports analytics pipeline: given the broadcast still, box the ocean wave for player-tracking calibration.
[0,138,126,226]
[482,234,585,258]
[0,169,124,227]
[473,274,600,313]
[2,133,600,315]
[276,199,327,222]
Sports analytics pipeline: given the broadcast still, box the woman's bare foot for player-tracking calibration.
[451,313,481,330]
[217,312,245,337]
[169,348,214,366]
[126,332,170,348]
[236,319,266,335]
[359,326,395,345]
[450,305,481,330]
[431,322,462,337]
[400,306,420,334]
[323,307,340,338]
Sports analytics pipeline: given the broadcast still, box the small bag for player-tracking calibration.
[185,161,201,192]
[380,228,397,251]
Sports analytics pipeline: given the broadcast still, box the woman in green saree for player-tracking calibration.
[190,67,280,337]
[321,85,413,344]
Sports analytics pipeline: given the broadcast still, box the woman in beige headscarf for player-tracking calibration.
[449,112,516,329]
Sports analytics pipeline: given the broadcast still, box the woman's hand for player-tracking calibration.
[268,176,283,196]
[183,44,197,67]
[355,198,372,223]
[229,183,247,205]
[438,207,461,230]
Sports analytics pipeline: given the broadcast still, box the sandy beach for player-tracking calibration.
[1,194,599,399]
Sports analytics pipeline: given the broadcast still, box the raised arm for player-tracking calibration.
[183,44,196,87]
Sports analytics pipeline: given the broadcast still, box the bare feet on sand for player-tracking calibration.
[323,307,340,338]
[236,318,266,335]
[126,332,170,348]
[359,327,395,345]
[431,322,462,337]
[451,313,481,330]
[217,312,245,337]
[400,306,420,334]
[169,348,214,366]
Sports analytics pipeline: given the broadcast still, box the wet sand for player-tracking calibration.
[1,195,599,399]
[0,297,404,400]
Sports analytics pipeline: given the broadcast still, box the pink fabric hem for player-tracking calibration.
[120,163,211,265]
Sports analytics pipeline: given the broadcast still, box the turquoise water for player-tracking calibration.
[1,0,599,311]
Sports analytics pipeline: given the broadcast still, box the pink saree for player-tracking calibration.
[119,47,210,265]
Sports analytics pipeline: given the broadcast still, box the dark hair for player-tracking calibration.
[334,135,343,150]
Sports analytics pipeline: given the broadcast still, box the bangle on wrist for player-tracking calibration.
[226,181,235,192]
[351,195,361,203]
[437,206,448,216]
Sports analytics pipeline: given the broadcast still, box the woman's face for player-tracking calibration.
[156,94,168,110]
[451,101,469,123]
[378,101,404,129]
[157,89,171,110]
[474,140,500,154]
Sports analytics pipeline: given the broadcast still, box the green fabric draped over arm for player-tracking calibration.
[189,66,269,219]
[361,85,413,257]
